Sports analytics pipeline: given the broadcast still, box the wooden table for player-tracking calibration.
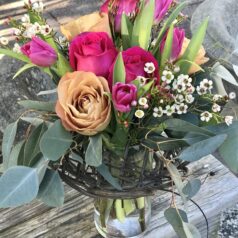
[1,156,238,238]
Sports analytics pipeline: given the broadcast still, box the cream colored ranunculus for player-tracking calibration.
[55,71,111,136]
[60,12,111,41]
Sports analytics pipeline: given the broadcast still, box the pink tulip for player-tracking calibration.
[100,0,139,33]
[101,0,173,32]
[153,0,173,23]
[21,37,57,67]
[160,27,185,61]
[112,82,137,112]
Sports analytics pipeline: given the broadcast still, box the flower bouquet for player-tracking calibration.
[1,0,238,237]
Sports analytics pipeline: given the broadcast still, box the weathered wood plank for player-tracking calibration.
[0,156,238,238]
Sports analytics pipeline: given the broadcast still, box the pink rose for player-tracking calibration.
[109,46,159,87]
[69,32,118,78]
[112,83,137,112]
[100,0,139,32]
[160,27,185,61]
[21,37,57,67]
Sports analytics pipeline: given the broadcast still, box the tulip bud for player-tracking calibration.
[160,27,185,61]
[21,37,57,67]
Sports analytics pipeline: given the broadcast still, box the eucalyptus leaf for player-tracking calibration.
[24,123,47,166]
[97,164,122,190]
[207,122,238,175]
[165,208,188,237]
[212,62,238,86]
[2,121,18,170]
[13,63,35,79]
[34,158,49,183]
[18,100,56,112]
[165,208,201,238]
[37,169,64,207]
[233,64,238,76]
[85,134,102,167]
[164,118,215,136]
[183,179,201,199]
[6,141,25,170]
[113,52,126,85]
[40,120,73,161]
[21,117,52,127]
[210,73,227,96]
[0,166,39,208]
[184,132,210,145]
[165,162,186,203]
[179,134,227,162]
[184,224,201,238]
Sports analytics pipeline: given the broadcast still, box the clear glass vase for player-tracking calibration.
[94,197,151,238]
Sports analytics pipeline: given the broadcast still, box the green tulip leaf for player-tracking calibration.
[121,14,133,50]
[152,2,187,55]
[113,52,126,85]
[176,18,209,74]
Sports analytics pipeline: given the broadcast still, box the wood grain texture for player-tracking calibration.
[0,156,238,238]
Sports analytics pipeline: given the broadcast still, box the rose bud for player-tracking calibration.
[178,37,209,74]
[160,27,185,61]
[100,0,139,33]
[69,32,118,78]
[21,36,57,67]
[112,83,137,112]
[55,71,111,136]
[60,12,111,42]
[108,46,159,87]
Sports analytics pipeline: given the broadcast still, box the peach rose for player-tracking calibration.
[60,12,111,41]
[56,71,111,136]
[179,37,209,74]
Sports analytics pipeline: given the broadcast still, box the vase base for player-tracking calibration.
[95,220,146,238]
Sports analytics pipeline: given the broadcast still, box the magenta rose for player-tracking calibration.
[160,27,185,61]
[69,32,118,78]
[109,46,159,87]
[21,37,57,67]
[112,82,137,112]
[100,0,139,32]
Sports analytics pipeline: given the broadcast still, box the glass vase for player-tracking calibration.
[94,196,151,238]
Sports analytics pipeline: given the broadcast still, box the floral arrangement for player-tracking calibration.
[1,0,238,237]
